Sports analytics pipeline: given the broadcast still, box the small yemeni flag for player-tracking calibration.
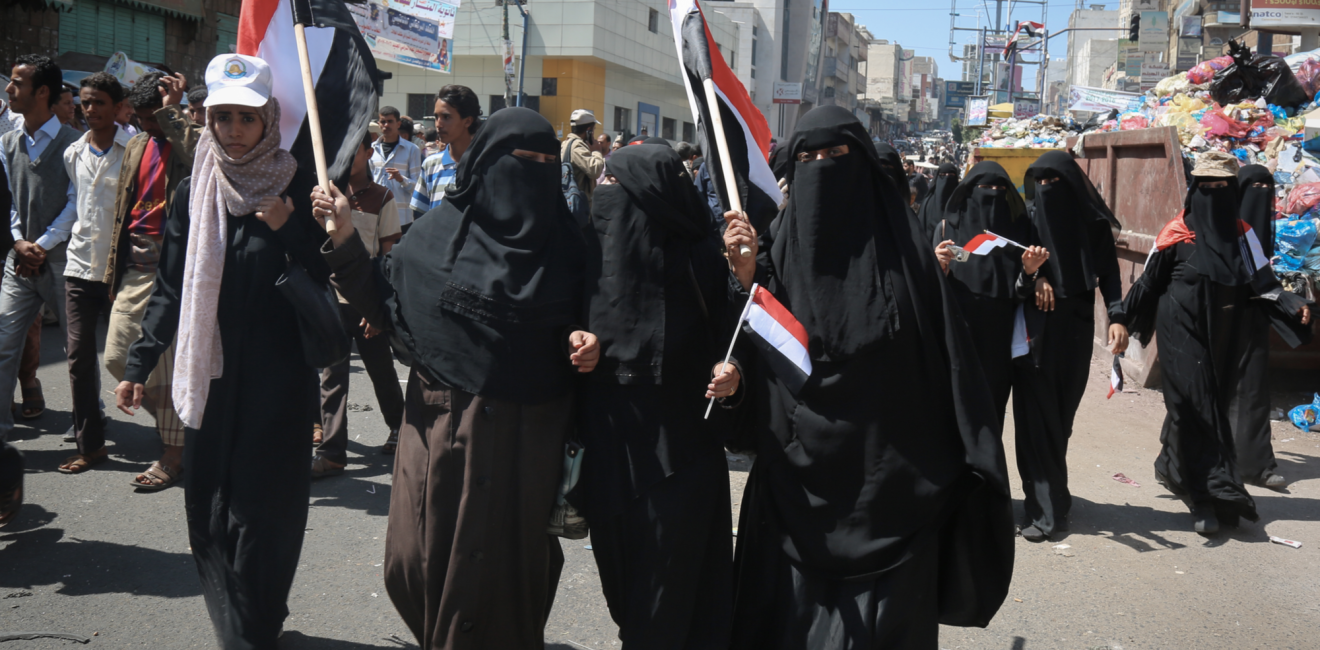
[669,0,782,212]
[742,285,812,394]
[239,0,383,198]
[1239,221,1272,271]
[964,232,1011,255]
[1108,353,1125,399]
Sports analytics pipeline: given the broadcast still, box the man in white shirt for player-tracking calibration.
[60,71,129,472]
[371,106,422,228]
[0,56,80,455]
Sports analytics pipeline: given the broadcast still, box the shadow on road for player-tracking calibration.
[281,630,417,648]
[0,524,198,598]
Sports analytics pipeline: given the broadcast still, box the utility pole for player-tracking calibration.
[502,0,514,108]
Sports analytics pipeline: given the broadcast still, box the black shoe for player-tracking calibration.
[1020,525,1048,542]
[1191,504,1219,534]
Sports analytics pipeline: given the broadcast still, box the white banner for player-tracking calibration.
[347,0,457,73]
[1067,85,1143,113]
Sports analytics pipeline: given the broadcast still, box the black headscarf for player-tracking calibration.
[642,136,671,147]
[909,173,929,204]
[943,161,1027,299]
[1184,176,1252,286]
[769,143,791,180]
[772,106,902,361]
[586,144,710,383]
[1023,151,1121,299]
[918,162,960,234]
[873,142,911,205]
[1238,164,1275,259]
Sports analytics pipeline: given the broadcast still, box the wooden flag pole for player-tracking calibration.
[294,21,336,234]
[703,78,751,258]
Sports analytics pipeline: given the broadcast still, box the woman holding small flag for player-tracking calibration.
[1123,152,1312,534]
[722,106,1014,649]
[312,107,599,649]
[578,143,746,648]
[1010,151,1128,542]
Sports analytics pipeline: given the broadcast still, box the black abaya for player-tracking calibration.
[1231,165,1281,483]
[1011,151,1125,537]
[731,106,1013,650]
[918,163,959,240]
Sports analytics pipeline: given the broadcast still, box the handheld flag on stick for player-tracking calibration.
[965,230,1029,255]
[670,0,782,257]
[705,284,814,418]
[1108,353,1125,399]
[239,0,384,228]
[706,285,756,419]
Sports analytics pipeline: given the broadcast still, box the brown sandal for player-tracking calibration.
[20,379,43,419]
[312,422,324,446]
[131,461,180,491]
[381,429,399,455]
[57,450,108,474]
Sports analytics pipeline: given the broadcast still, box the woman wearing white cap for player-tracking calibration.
[116,53,329,647]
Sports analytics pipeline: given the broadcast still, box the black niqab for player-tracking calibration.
[1238,164,1275,259]
[773,106,900,361]
[873,142,911,205]
[943,161,1027,299]
[1023,151,1121,299]
[768,144,791,180]
[1184,177,1252,286]
[918,162,959,232]
[586,144,709,383]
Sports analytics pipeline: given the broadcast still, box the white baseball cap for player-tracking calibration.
[570,109,597,126]
[204,54,273,108]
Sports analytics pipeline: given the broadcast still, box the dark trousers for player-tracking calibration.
[66,277,111,454]
[316,302,404,463]
[18,315,39,386]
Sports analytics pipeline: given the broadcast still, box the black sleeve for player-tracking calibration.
[123,177,191,385]
[323,231,392,332]
[1121,246,1176,347]
[273,204,331,284]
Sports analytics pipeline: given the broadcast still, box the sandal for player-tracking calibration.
[0,484,21,528]
[131,461,180,491]
[312,422,324,446]
[310,454,345,479]
[381,429,399,455]
[57,450,108,474]
[20,379,43,419]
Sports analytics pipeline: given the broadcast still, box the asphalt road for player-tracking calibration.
[2,325,1319,649]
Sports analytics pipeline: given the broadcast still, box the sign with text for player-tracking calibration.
[1139,11,1169,53]
[945,80,977,96]
[1250,0,1320,28]
[967,97,989,126]
[945,94,968,108]
[1176,38,1202,71]
[772,81,803,104]
[1067,85,1143,113]
[348,0,458,73]
[1181,15,1203,37]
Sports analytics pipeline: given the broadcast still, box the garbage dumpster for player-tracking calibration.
[969,147,1053,197]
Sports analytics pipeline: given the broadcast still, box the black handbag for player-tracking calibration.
[275,260,352,369]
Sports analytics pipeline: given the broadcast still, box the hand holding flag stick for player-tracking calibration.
[702,80,751,258]
[706,285,757,419]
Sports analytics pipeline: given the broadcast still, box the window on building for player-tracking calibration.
[216,13,238,55]
[614,106,632,134]
[751,39,757,66]
[542,78,558,96]
[60,0,166,63]
[408,94,432,120]
[781,3,791,80]
[751,68,756,79]
[648,8,659,34]
[662,117,676,140]
[683,121,695,143]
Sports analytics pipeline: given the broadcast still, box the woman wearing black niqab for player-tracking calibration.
[312,107,599,649]
[723,105,1014,650]
[1123,156,1312,533]
[934,161,1037,422]
[580,144,747,648]
[918,162,960,239]
[1232,165,1291,489]
[1011,151,1128,542]
[874,141,911,206]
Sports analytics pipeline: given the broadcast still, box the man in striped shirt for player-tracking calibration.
[409,85,480,220]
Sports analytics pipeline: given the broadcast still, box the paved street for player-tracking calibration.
[2,325,1319,649]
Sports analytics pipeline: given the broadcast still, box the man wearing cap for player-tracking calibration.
[562,108,606,204]
[100,69,201,488]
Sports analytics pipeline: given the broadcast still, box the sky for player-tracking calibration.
[833,0,1108,87]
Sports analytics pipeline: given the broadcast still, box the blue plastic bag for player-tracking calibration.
[1269,104,1289,121]
[1289,393,1320,431]
[1275,219,1319,271]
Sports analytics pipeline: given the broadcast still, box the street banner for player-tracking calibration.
[1067,85,1143,113]
[346,0,457,72]
[967,97,989,126]
[1013,100,1039,119]
[1139,11,1168,53]
[1251,0,1320,27]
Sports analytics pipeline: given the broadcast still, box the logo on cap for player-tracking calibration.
[224,59,248,80]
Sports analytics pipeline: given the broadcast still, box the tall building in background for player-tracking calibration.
[822,12,867,116]
[1065,6,1122,91]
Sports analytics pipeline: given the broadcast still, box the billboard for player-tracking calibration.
[945,81,977,95]
[1181,15,1203,37]
[772,82,803,104]
[1067,85,1143,113]
[348,0,458,73]
[1013,101,1039,119]
[945,94,968,108]
[967,97,989,126]
[1251,0,1320,27]
[1139,11,1168,53]
[1176,38,1202,71]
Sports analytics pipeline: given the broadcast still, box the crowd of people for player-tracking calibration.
[0,48,1312,650]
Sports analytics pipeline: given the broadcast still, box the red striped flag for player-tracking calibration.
[742,284,812,394]
[964,232,1011,255]
[1108,354,1124,399]
[669,0,781,214]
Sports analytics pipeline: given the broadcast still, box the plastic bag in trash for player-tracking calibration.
[1201,107,1251,138]
[1257,55,1312,109]
[1288,393,1320,432]
[1296,59,1320,97]
[1189,56,1233,85]
[1210,41,1313,109]
[1274,218,1319,271]
[1284,186,1320,219]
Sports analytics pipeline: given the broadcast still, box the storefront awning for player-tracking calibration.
[117,0,205,21]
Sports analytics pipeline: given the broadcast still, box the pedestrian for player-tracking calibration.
[119,53,330,645]
[918,162,960,240]
[580,143,745,648]
[1233,164,1289,489]
[722,105,1014,650]
[933,161,1038,423]
[115,101,139,137]
[103,71,198,490]
[562,108,605,204]
[421,127,441,158]
[186,86,208,125]
[874,141,911,205]
[312,106,599,650]
[57,72,130,474]
[312,131,403,474]
[372,106,422,229]
[0,55,79,454]
[54,84,81,131]
[1123,152,1312,534]
[1011,151,1128,542]
[409,85,479,218]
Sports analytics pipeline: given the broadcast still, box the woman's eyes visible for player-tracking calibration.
[242,115,256,124]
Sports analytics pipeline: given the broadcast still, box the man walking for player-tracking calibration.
[0,55,80,457]
[561,109,605,204]
[372,107,422,229]
[410,85,480,217]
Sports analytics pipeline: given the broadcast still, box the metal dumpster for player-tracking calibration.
[969,147,1052,197]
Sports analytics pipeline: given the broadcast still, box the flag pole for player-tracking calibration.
[703,78,752,258]
[293,21,336,234]
[706,283,757,419]
[984,229,1029,250]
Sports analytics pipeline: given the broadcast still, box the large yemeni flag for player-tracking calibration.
[238,0,382,195]
[669,0,782,212]
[742,284,812,394]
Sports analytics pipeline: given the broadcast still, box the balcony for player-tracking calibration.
[823,57,850,82]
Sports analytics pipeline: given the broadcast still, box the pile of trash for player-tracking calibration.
[974,114,1082,149]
